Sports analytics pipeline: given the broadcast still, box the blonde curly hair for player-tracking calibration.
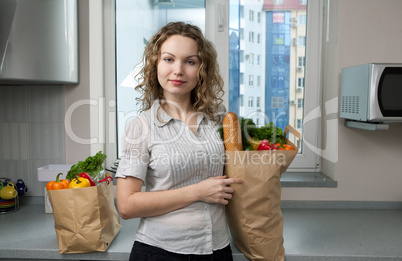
[135,22,224,122]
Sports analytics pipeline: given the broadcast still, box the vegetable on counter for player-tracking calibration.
[66,151,107,181]
[69,177,91,189]
[46,173,70,190]
[78,172,96,186]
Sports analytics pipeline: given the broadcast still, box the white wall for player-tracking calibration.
[282,0,402,202]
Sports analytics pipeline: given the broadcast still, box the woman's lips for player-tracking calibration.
[169,79,186,86]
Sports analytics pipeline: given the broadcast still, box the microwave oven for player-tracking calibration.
[340,63,402,123]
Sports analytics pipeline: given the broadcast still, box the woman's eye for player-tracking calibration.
[164,58,173,62]
[187,60,196,65]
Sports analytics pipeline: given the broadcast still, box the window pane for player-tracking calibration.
[115,0,205,157]
[229,0,307,148]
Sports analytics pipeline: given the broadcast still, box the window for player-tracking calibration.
[227,0,324,171]
[113,0,206,165]
[248,96,254,108]
[249,10,254,21]
[298,36,306,46]
[110,0,325,171]
[248,53,254,65]
[272,97,284,109]
[249,75,254,86]
[297,98,304,109]
[298,56,305,67]
[298,77,305,88]
[299,14,307,25]
[249,31,254,42]
[256,96,261,107]
[297,119,303,129]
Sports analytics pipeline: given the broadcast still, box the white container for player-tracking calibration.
[37,164,73,182]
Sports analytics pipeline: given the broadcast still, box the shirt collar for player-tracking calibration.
[150,99,173,127]
[150,99,206,127]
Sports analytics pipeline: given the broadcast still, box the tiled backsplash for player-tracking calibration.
[0,86,65,197]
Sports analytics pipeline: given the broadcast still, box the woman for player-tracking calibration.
[115,22,242,261]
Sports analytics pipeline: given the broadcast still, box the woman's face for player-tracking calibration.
[157,35,200,101]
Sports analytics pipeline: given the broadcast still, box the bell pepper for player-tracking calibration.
[69,177,91,189]
[78,172,96,186]
[257,139,273,150]
[46,173,70,190]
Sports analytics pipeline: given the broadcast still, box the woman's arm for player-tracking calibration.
[116,175,243,219]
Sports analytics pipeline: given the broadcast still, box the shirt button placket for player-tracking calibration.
[204,203,213,251]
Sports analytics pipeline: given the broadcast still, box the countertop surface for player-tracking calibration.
[1,199,402,261]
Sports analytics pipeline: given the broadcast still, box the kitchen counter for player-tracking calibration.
[1,198,402,261]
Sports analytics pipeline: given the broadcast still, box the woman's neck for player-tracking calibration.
[161,97,195,122]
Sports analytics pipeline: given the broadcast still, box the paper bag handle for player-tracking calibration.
[284,125,301,149]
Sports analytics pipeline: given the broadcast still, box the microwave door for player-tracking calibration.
[376,67,402,121]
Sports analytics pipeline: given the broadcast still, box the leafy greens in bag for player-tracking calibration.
[219,117,286,151]
[66,151,107,181]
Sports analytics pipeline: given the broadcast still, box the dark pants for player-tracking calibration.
[129,241,233,261]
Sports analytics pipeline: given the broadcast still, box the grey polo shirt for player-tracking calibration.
[116,99,229,255]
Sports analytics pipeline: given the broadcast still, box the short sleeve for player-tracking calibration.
[115,114,150,182]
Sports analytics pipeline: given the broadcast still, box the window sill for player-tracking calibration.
[281,172,337,188]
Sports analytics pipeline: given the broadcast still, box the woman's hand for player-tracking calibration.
[194,176,243,205]
[116,175,243,219]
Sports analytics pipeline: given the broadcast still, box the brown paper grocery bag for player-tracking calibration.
[48,179,121,254]
[225,125,300,261]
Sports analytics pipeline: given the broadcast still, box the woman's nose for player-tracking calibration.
[173,62,184,76]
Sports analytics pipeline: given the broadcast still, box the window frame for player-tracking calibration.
[105,0,325,172]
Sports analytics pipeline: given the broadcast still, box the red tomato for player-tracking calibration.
[257,139,273,150]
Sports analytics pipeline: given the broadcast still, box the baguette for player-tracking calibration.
[222,112,243,151]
